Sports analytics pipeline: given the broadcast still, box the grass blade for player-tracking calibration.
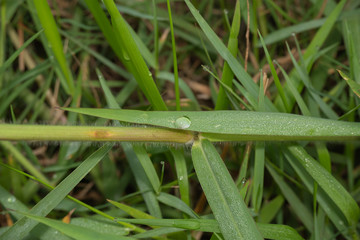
[32,0,74,94]
[61,108,360,141]
[191,138,262,239]
[252,142,265,213]
[285,144,360,228]
[15,212,134,240]
[337,70,360,98]
[102,0,167,111]
[215,0,240,110]
[0,144,113,239]
[170,148,190,206]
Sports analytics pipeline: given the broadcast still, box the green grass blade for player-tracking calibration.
[157,72,201,110]
[107,200,155,219]
[252,142,265,213]
[275,61,311,116]
[32,0,74,95]
[337,70,360,98]
[215,0,240,110]
[157,192,197,218]
[170,148,190,206]
[102,0,167,111]
[61,108,360,141]
[302,0,347,65]
[285,145,360,228]
[0,144,112,240]
[258,31,289,111]
[15,212,134,240]
[184,0,277,112]
[116,218,219,232]
[342,14,360,83]
[257,223,304,240]
[266,161,314,232]
[132,145,161,194]
[258,195,284,224]
[166,0,180,111]
[191,139,262,239]
[0,29,42,76]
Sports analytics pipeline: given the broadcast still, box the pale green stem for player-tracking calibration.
[0,124,193,143]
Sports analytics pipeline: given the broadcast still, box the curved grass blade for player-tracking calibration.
[184,0,277,112]
[285,145,360,228]
[0,144,113,240]
[118,218,302,239]
[338,70,360,98]
[15,212,134,240]
[157,192,197,218]
[32,0,74,94]
[169,148,190,206]
[0,29,43,76]
[191,139,262,239]
[215,0,240,110]
[102,0,167,111]
[62,108,360,141]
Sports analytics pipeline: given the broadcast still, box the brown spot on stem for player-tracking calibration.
[92,130,111,139]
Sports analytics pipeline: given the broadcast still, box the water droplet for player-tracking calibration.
[179,176,183,181]
[174,116,191,129]
[241,178,247,185]
[148,71,152,77]
[123,51,130,61]
[7,196,16,203]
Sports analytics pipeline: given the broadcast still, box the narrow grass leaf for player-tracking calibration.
[107,200,155,219]
[284,149,350,235]
[169,148,190,206]
[62,108,360,141]
[116,218,218,232]
[215,0,240,110]
[258,31,288,111]
[258,195,284,224]
[103,0,167,111]
[166,0,180,110]
[257,223,304,240]
[266,161,314,232]
[302,0,347,64]
[157,192,198,219]
[337,70,360,98]
[275,0,347,109]
[15,212,134,240]
[132,227,185,239]
[118,217,302,239]
[285,145,360,227]
[32,0,74,94]
[191,139,262,239]
[275,61,311,116]
[0,30,42,76]
[342,14,360,83]
[157,72,200,110]
[184,0,277,112]
[132,145,161,194]
[252,142,265,213]
[0,144,112,240]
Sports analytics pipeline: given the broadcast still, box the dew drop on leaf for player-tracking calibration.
[175,116,191,129]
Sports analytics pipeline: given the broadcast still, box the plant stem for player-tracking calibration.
[0,124,193,143]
